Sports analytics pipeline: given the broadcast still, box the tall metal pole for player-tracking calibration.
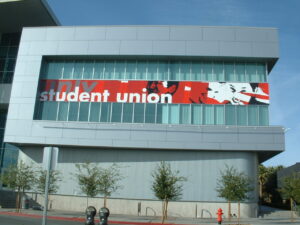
[42,147,52,225]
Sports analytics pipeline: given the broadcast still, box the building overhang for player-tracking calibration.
[0,0,59,33]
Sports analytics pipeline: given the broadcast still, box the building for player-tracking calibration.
[2,24,285,217]
[0,0,59,173]
[0,1,285,219]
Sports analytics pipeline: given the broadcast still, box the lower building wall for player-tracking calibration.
[19,146,258,218]
[28,193,257,218]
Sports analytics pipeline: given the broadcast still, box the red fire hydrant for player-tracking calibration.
[216,208,223,224]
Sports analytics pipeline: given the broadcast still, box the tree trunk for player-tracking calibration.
[228,201,231,221]
[15,189,20,212]
[161,200,165,224]
[103,196,107,207]
[259,180,263,202]
[165,200,169,220]
[290,198,294,222]
[86,197,89,207]
[238,201,240,225]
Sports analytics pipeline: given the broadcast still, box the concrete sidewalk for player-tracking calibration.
[0,208,300,225]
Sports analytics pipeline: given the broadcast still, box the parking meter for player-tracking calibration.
[85,206,96,225]
[99,207,110,225]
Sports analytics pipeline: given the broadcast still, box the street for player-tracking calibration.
[0,214,84,225]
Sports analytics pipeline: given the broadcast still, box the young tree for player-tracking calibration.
[98,163,123,207]
[75,163,101,206]
[216,166,253,223]
[1,160,36,212]
[35,169,62,209]
[279,173,300,222]
[152,161,187,224]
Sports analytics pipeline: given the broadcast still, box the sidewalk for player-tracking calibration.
[1,208,300,225]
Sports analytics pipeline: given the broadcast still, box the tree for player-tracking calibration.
[216,166,253,223]
[0,160,36,212]
[98,163,123,207]
[258,164,271,201]
[75,163,101,206]
[258,164,284,204]
[279,173,300,222]
[74,162,124,207]
[152,161,187,224]
[35,169,62,209]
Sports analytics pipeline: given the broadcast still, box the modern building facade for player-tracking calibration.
[2,24,285,217]
[0,0,59,173]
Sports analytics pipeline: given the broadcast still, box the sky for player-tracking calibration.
[46,0,300,167]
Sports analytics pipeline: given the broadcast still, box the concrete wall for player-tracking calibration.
[19,147,258,202]
[28,193,258,218]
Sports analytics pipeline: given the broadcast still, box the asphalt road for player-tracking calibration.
[0,214,84,225]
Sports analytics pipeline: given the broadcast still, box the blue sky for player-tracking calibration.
[47,0,300,167]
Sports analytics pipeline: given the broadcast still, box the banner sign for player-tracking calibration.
[38,80,269,105]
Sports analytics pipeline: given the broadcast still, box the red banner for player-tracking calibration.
[38,80,269,105]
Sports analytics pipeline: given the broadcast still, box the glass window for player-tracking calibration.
[103,61,115,79]
[125,60,136,80]
[257,63,266,82]
[180,62,191,81]
[235,62,245,82]
[157,61,168,80]
[111,103,122,122]
[225,105,236,125]
[169,62,180,81]
[89,102,101,122]
[41,102,58,120]
[46,61,63,79]
[83,61,94,79]
[136,61,147,80]
[192,104,202,124]
[191,62,201,81]
[203,105,214,125]
[180,104,191,124]
[134,103,145,123]
[248,105,258,126]
[215,105,224,125]
[147,61,158,80]
[259,106,269,126]
[7,59,16,71]
[63,61,74,79]
[203,62,213,81]
[224,63,235,81]
[57,102,68,121]
[100,102,112,122]
[246,63,257,82]
[145,104,156,123]
[73,61,84,79]
[68,102,79,121]
[79,102,90,121]
[94,61,105,79]
[123,103,133,123]
[237,106,247,126]
[114,61,125,80]
[169,104,179,124]
[213,62,224,82]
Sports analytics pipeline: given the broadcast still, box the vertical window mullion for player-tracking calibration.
[145,60,148,80]
[91,60,95,80]
[102,61,106,80]
[98,103,102,122]
[135,60,137,80]
[121,103,124,123]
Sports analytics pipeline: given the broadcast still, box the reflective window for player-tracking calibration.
[34,101,269,126]
[0,33,20,83]
[41,59,267,82]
